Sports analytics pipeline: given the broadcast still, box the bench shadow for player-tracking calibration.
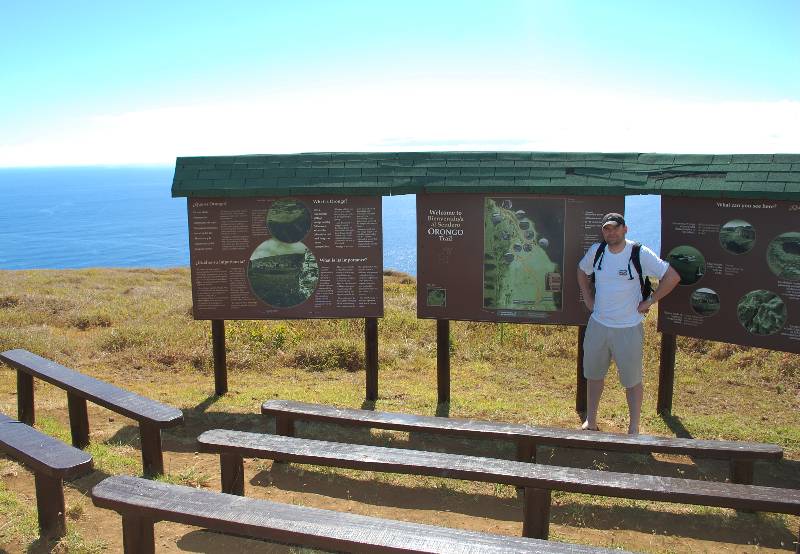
[758,457,800,489]
[254,462,520,521]
[657,412,800,488]
[104,396,268,455]
[254,463,797,549]
[176,529,293,553]
[103,424,141,449]
[550,500,797,549]
[656,413,727,479]
[64,462,118,497]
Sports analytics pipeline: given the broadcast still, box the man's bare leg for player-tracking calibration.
[582,378,605,430]
[625,382,643,434]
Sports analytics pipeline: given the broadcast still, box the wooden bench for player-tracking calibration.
[0,411,93,538]
[0,349,183,476]
[262,399,783,485]
[198,429,800,546]
[91,475,624,553]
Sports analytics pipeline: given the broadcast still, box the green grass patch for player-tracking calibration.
[0,482,104,553]
[35,415,72,443]
[86,442,140,475]
[0,480,38,546]
[156,465,212,488]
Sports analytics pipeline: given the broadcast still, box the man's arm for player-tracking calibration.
[577,267,595,312]
[637,266,680,313]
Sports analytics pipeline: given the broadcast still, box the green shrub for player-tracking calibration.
[70,312,113,330]
[292,339,364,372]
[99,327,149,352]
[0,295,20,308]
[226,321,300,351]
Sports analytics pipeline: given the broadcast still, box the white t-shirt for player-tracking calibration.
[578,239,670,328]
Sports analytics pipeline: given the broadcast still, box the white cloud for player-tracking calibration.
[1,81,798,167]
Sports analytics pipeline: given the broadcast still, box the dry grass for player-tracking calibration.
[0,268,798,553]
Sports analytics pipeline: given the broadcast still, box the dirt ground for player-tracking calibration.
[2,400,798,554]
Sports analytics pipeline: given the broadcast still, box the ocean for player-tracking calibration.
[0,167,660,274]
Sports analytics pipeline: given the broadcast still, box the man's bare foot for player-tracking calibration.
[581,421,599,431]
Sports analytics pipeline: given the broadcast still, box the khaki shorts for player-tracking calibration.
[582,318,644,388]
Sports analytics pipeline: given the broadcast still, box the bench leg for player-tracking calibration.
[121,514,155,554]
[17,370,34,425]
[516,439,537,463]
[730,459,754,485]
[275,414,295,437]
[34,473,66,538]
[731,459,756,514]
[522,487,551,539]
[220,452,245,495]
[67,393,90,449]
[139,424,164,477]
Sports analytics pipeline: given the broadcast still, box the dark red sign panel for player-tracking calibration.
[659,196,800,353]
[188,196,383,320]
[417,193,625,325]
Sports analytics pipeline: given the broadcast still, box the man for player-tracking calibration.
[576,213,680,434]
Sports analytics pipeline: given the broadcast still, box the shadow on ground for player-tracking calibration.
[257,462,797,549]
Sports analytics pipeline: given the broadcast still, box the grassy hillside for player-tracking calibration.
[0,268,798,553]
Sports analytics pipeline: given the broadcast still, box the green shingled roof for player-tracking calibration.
[171,152,800,200]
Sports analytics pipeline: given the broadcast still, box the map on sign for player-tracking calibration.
[482,197,565,312]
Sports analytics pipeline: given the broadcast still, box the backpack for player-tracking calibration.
[590,241,653,301]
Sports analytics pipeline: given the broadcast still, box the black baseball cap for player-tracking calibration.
[601,213,626,227]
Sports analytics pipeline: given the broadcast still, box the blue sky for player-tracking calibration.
[1,1,798,167]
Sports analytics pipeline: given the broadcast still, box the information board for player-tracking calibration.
[417,193,624,325]
[659,196,800,353]
[188,196,383,319]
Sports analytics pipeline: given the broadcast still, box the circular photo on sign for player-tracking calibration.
[247,239,319,308]
[267,199,311,243]
[719,219,756,255]
[667,245,706,286]
[690,288,720,317]
[766,231,800,281]
[736,289,786,336]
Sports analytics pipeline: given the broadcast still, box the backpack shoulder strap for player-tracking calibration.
[629,242,653,299]
[592,241,607,270]
[630,242,643,275]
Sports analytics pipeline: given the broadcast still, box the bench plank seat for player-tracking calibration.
[198,429,800,542]
[0,411,93,537]
[92,475,622,553]
[1,348,183,475]
[1,349,182,425]
[262,399,782,483]
[0,414,92,478]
